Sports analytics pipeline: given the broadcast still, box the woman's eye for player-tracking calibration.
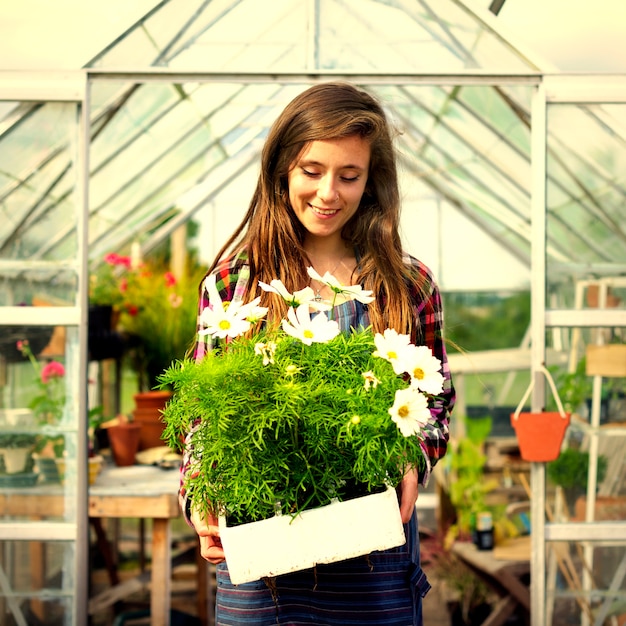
[341,175,359,182]
[302,168,319,178]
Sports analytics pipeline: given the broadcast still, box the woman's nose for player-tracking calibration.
[317,176,339,203]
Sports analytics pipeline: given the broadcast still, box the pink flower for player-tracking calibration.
[41,361,65,384]
[168,293,183,308]
[104,253,132,268]
[16,339,29,352]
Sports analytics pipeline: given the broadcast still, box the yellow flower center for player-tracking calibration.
[219,319,231,330]
[413,367,425,380]
[351,415,361,425]
[387,350,397,360]
[398,405,410,418]
[304,330,314,339]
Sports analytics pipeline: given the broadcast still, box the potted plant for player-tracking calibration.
[101,414,142,467]
[161,270,445,584]
[0,432,37,474]
[15,339,67,482]
[547,446,608,512]
[429,543,493,626]
[117,260,204,391]
[443,415,502,548]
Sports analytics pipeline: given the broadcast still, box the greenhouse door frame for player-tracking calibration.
[0,70,91,624]
[530,73,626,626]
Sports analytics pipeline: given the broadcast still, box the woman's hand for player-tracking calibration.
[398,468,419,523]
[191,508,226,564]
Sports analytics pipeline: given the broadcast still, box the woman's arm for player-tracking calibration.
[179,256,245,530]
[408,257,455,486]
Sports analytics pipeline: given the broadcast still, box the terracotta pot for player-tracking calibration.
[133,391,172,450]
[133,390,173,410]
[511,365,570,462]
[107,422,142,466]
[511,411,570,462]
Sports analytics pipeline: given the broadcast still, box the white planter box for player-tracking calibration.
[219,486,406,585]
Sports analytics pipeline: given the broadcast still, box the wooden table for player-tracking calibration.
[88,465,181,626]
[0,464,182,626]
[452,539,531,626]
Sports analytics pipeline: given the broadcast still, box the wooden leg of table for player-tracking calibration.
[30,537,45,622]
[151,518,171,626]
[482,596,518,626]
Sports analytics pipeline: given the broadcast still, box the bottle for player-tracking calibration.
[475,511,494,550]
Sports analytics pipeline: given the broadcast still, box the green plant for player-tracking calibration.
[16,339,68,458]
[161,271,444,524]
[16,339,67,458]
[433,550,491,624]
[89,252,131,307]
[0,433,37,448]
[118,261,204,390]
[444,416,501,543]
[547,447,607,490]
[549,358,592,414]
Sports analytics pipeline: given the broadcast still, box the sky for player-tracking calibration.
[0,0,625,72]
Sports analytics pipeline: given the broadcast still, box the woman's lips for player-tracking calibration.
[310,204,339,217]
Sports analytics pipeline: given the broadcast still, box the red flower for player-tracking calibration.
[104,253,132,268]
[41,361,65,384]
[164,272,177,288]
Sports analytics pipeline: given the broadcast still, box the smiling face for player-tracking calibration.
[287,135,370,246]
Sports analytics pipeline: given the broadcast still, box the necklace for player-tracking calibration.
[310,254,347,302]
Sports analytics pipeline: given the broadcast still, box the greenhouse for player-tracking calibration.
[0,0,625,624]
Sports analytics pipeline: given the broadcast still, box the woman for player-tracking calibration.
[181,81,455,625]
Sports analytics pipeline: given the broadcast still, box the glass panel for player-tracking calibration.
[0,102,79,263]
[545,542,626,624]
[0,91,84,622]
[0,99,79,307]
[0,326,80,521]
[0,539,75,625]
[87,0,540,73]
[546,103,626,309]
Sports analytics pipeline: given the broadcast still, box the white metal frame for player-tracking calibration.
[532,74,626,626]
[0,69,90,625]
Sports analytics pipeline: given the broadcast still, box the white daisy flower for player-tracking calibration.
[254,341,277,366]
[199,274,267,339]
[372,328,414,375]
[388,387,431,437]
[403,345,444,395]
[199,306,252,339]
[258,279,330,311]
[281,304,340,345]
[306,267,375,304]
[362,370,380,390]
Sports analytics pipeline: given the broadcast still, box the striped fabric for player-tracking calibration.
[214,513,428,626]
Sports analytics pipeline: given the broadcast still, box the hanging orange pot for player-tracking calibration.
[511,365,571,462]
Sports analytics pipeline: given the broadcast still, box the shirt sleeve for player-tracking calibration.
[179,259,241,527]
[408,258,455,486]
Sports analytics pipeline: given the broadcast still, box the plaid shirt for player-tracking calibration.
[180,250,455,524]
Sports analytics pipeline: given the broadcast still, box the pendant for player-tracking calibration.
[314,289,322,302]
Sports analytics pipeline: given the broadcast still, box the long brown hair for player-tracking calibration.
[207,81,426,336]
